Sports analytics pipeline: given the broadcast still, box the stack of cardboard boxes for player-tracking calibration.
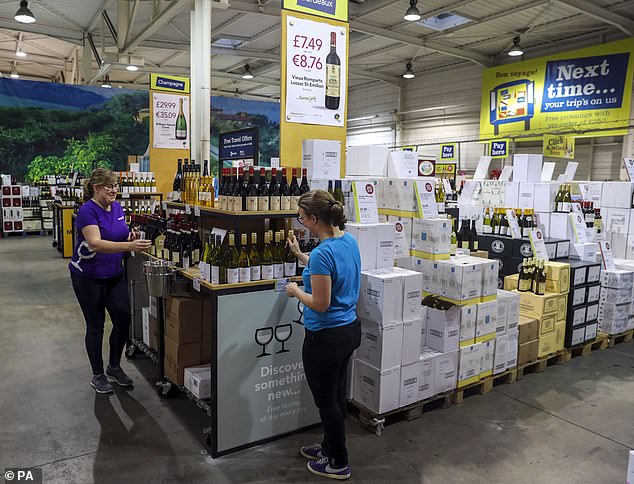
[598,269,634,335]
[564,260,601,346]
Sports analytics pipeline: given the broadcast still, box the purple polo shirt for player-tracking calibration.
[69,200,129,278]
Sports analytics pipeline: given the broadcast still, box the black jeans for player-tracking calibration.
[70,271,131,375]
[303,320,361,468]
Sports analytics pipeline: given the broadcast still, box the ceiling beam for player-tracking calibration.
[349,0,402,21]
[212,70,280,86]
[87,0,116,32]
[553,0,634,36]
[210,47,280,61]
[349,66,401,86]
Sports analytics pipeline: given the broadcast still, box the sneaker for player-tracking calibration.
[307,457,350,480]
[106,365,134,387]
[300,443,329,460]
[91,374,114,394]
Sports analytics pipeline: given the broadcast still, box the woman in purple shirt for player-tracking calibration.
[69,168,151,394]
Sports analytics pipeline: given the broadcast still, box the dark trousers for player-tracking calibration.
[70,271,131,375]
[303,320,361,468]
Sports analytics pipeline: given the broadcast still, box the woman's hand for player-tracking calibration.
[129,227,141,241]
[286,233,301,257]
[285,282,299,298]
[129,239,151,252]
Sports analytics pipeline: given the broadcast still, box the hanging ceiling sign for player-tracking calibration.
[489,139,510,158]
[219,127,259,163]
[282,0,348,22]
[544,134,575,159]
[439,143,458,162]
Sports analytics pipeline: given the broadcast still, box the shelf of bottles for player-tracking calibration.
[516,257,548,295]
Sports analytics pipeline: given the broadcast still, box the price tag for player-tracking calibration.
[393,221,409,259]
[275,277,290,292]
[161,201,167,211]
[541,162,556,181]
[506,209,522,239]
[571,202,583,215]
[599,241,616,270]
[414,179,439,219]
[351,181,379,224]
[578,183,593,202]
[498,166,513,182]
[193,277,201,292]
[122,192,130,199]
[199,262,209,282]
[442,178,453,195]
[185,203,191,214]
[563,162,578,181]
[529,229,549,261]
[623,158,634,181]
[473,156,492,181]
[194,205,201,217]
[570,212,588,243]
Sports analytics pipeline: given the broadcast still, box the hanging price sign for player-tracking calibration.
[152,92,190,149]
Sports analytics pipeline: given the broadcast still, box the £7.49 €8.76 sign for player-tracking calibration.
[285,15,347,127]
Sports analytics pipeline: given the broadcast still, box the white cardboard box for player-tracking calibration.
[496,294,509,336]
[420,306,428,352]
[441,258,483,301]
[513,154,543,183]
[302,139,341,180]
[392,267,424,322]
[346,145,388,177]
[399,362,421,407]
[550,212,573,240]
[570,325,585,346]
[493,334,508,374]
[584,322,598,341]
[570,242,599,262]
[518,182,535,209]
[600,181,633,208]
[426,306,461,353]
[419,259,443,295]
[402,318,423,366]
[504,182,520,209]
[506,330,519,368]
[389,215,414,251]
[376,222,396,269]
[358,269,404,325]
[458,343,482,384]
[533,183,559,212]
[353,359,401,414]
[480,339,496,376]
[184,365,211,399]
[460,305,477,344]
[387,151,419,178]
[357,319,403,370]
[432,349,459,394]
[418,354,435,401]
[412,218,451,255]
[347,223,378,271]
[476,300,498,340]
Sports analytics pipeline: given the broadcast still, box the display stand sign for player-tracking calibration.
[506,209,522,239]
[473,156,492,180]
[570,212,588,243]
[442,178,453,195]
[458,181,479,207]
[529,229,549,261]
[151,75,190,150]
[541,162,556,181]
[351,181,379,224]
[219,127,259,166]
[578,182,593,202]
[393,221,409,259]
[563,162,578,181]
[414,179,439,219]
[598,241,616,270]
[499,166,513,181]
[623,158,634,181]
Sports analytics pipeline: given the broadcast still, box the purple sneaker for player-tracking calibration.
[300,443,329,460]
[307,457,350,480]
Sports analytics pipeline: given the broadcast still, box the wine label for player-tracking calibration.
[246,196,258,211]
[262,264,274,280]
[250,265,261,281]
[290,196,300,211]
[234,196,243,212]
[227,268,240,284]
[183,256,190,271]
[211,265,220,285]
[270,196,281,211]
[326,64,340,97]
[473,240,479,250]
[192,249,200,265]
[258,196,270,212]
[176,128,187,139]
[239,267,251,283]
[227,196,234,212]
[450,243,457,255]
[274,263,284,279]
[483,225,492,234]
[284,262,296,277]
[281,195,291,211]
[172,252,180,264]
[561,202,570,212]
[437,202,445,213]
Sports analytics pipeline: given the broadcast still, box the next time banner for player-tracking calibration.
[479,38,634,138]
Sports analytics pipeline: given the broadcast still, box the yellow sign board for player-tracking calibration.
[544,134,575,159]
[435,163,456,175]
[282,0,348,22]
[150,73,190,93]
[480,38,634,139]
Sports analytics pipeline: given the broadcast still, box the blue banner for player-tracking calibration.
[219,127,259,162]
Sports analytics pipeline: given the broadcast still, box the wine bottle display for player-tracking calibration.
[238,233,251,283]
[249,233,261,281]
[325,32,340,110]
[175,98,187,140]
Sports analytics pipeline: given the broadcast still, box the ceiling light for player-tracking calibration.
[14,1,35,23]
[242,64,254,79]
[348,114,379,122]
[101,76,112,88]
[404,0,421,22]
[15,50,26,58]
[508,36,524,57]
[402,62,415,79]
[126,64,139,71]
[10,68,19,79]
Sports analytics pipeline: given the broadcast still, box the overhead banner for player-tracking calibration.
[543,134,575,159]
[284,15,347,127]
[150,73,190,94]
[439,143,457,161]
[282,0,348,21]
[480,38,634,138]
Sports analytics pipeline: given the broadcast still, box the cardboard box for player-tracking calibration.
[418,354,435,401]
[604,207,631,234]
[600,181,633,208]
[599,286,631,305]
[570,242,599,262]
[458,343,482,387]
[347,223,379,271]
[537,321,565,357]
[495,295,508,337]
[504,274,519,292]
[480,339,495,378]
[601,269,634,289]
[478,258,500,299]
[392,267,424,321]
[517,339,538,365]
[419,259,443,294]
[518,182,535,209]
[570,305,586,327]
[357,319,403,370]
[302,139,341,180]
[165,296,202,344]
[518,291,558,317]
[387,150,419,178]
[493,334,508,374]
[571,286,587,307]
[401,319,423,366]
[460,305,477,346]
[513,154,543,182]
[376,222,396,269]
[346,145,388,177]
[544,261,571,293]
[598,301,629,321]
[498,290,520,332]
[399,362,421,407]
[164,336,202,386]
[533,183,559,212]
[442,258,483,301]
[426,306,460,353]
[433,349,459,394]
[184,365,211,399]
[556,240,571,259]
[358,269,404,325]
[538,314,556,336]
[557,294,568,322]
[412,218,451,256]
[518,315,539,344]
[476,300,497,342]
[353,359,400,414]
[584,322,598,341]
[550,212,573,240]
[506,330,519,368]
[599,314,628,334]
[566,324,586,347]
[586,284,601,304]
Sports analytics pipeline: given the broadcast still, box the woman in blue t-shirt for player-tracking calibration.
[285,189,361,481]
[69,169,151,394]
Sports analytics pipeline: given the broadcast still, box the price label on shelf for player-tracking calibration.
[122,192,130,199]
[185,203,191,214]
[194,205,201,217]
[193,278,201,292]
[528,229,549,261]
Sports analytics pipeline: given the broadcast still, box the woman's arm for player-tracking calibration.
[286,274,331,313]
[287,233,309,265]
[82,225,134,254]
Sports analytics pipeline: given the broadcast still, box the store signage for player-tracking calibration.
[284,15,347,127]
[480,38,634,138]
[489,139,510,158]
[352,181,379,224]
[570,212,588,243]
[414,179,439,219]
[150,73,190,93]
[401,146,417,152]
[435,162,456,176]
[283,0,348,22]
[219,127,259,162]
[506,209,522,239]
[599,241,616,270]
[439,143,457,161]
[623,158,634,181]
[418,157,435,177]
[529,229,549,261]
[216,291,319,454]
[393,222,409,259]
[152,92,190,150]
[544,134,575,159]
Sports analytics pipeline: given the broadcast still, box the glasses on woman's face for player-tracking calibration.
[297,215,305,225]
[100,184,118,192]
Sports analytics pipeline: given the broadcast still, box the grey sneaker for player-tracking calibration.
[106,365,134,387]
[91,374,114,394]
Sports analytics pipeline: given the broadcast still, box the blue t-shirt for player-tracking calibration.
[302,232,361,331]
[69,200,129,279]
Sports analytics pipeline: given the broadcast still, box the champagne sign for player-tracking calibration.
[285,15,347,127]
[152,92,190,149]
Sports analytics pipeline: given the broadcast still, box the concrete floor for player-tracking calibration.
[1,236,633,484]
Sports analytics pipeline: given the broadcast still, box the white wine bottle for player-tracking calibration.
[284,230,297,277]
[273,231,284,279]
[211,234,221,285]
[238,233,251,283]
[261,232,274,280]
[225,232,240,284]
[249,232,261,281]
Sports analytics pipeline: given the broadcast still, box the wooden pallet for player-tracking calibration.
[452,368,517,404]
[517,350,567,380]
[599,330,634,348]
[348,391,452,436]
[563,333,609,362]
